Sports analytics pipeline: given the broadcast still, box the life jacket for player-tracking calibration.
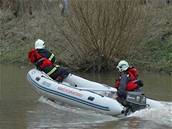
[28,49,52,70]
[114,67,139,91]
[37,49,56,64]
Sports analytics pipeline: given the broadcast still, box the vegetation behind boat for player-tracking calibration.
[0,0,172,74]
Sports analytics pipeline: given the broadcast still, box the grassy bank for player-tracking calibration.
[135,36,172,74]
[0,1,172,73]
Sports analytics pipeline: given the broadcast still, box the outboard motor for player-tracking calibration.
[124,92,147,115]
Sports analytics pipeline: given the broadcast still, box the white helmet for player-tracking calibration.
[116,60,129,72]
[35,39,45,49]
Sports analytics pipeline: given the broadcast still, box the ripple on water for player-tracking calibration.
[26,96,117,129]
[26,97,172,129]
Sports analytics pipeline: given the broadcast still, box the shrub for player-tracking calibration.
[61,0,147,72]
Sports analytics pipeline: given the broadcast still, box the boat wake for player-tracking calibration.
[129,101,172,127]
[27,96,116,129]
[38,96,117,122]
[31,96,172,129]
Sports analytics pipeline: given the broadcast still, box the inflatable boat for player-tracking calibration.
[27,69,164,116]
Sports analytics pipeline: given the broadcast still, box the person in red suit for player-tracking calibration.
[114,60,143,105]
[28,39,69,82]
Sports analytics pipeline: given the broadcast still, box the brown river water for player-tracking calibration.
[0,65,172,129]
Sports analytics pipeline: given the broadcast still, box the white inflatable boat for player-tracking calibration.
[27,69,163,116]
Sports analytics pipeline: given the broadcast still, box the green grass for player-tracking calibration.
[136,35,172,73]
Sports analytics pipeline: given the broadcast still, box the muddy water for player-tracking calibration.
[0,65,172,129]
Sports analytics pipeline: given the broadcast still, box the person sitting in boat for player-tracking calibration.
[114,60,143,106]
[28,39,69,82]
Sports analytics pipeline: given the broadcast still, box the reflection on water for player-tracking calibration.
[0,65,172,129]
[0,65,38,129]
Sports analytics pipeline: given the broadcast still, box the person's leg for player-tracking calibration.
[57,67,70,79]
[49,67,70,82]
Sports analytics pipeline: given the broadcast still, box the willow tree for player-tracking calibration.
[61,0,146,72]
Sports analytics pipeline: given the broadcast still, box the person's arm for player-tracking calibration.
[44,49,56,64]
[49,51,56,64]
[117,73,129,99]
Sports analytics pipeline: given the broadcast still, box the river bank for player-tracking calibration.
[0,1,172,73]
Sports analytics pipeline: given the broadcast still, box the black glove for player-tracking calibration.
[136,80,144,87]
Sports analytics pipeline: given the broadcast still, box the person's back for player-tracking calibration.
[35,39,56,64]
[37,49,56,64]
[28,48,53,72]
